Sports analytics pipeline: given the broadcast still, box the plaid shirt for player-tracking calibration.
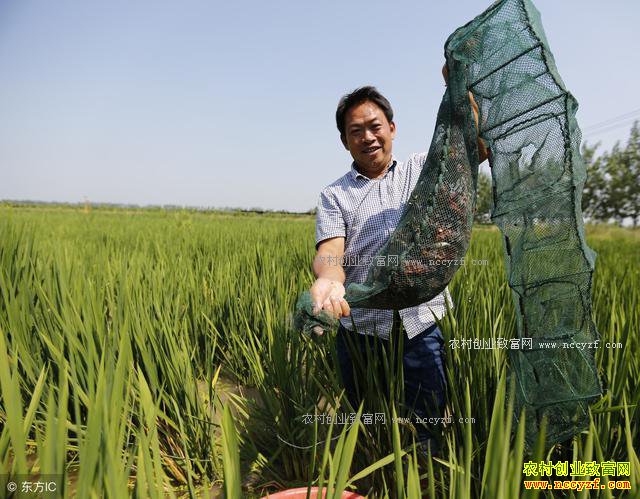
[315,152,453,339]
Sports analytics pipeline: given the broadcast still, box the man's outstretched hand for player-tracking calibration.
[442,63,489,163]
[308,277,350,336]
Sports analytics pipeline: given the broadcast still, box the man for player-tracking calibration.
[310,80,486,454]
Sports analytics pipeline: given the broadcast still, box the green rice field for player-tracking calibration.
[0,205,638,497]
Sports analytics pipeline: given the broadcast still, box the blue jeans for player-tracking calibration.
[335,322,447,444]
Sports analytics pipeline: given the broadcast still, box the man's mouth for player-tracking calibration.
[363,146,381,154]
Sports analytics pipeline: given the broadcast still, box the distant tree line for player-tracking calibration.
[581,121,640,226]
[474,121,640,226]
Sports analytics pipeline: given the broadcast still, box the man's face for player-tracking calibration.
[342,100,396,176]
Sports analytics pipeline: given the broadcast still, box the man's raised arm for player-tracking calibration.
[442,63,489,163]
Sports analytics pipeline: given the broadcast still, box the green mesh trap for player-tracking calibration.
[295,0,602,449]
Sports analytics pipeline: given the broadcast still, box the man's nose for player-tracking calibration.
[363,129,375,142]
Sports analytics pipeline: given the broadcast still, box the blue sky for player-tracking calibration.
[1,0,638,212]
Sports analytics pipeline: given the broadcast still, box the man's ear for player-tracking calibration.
[390,121,397,139]
[340,134,349,150]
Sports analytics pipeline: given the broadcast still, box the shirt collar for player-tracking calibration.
[349,156,398,180]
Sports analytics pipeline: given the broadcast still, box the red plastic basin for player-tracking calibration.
[261,487,364,498]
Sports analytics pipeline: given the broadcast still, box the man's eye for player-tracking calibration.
[372,125,381,131]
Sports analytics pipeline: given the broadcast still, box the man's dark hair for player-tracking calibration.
[335,86,394,139]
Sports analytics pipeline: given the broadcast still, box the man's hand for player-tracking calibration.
[309,277,350,336]
[310,237,350,336]
[442,63,489,163]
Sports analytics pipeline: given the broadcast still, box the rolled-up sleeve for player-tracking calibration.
[315,188,346,248]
